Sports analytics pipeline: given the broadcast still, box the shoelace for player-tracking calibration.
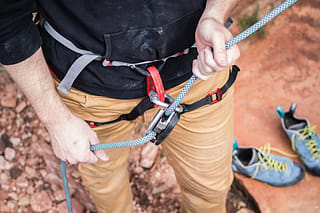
[292,125,320,159]
[252,143,298,178]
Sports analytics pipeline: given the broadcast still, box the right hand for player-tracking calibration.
[46,114,109,164]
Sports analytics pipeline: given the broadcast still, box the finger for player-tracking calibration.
[66,155,78,165]
[211,31,228,67]
[203,47,216,70]
[226,45,240,65]
[192,60,211,81]
[90,134,109,162]
[200,48,225,73]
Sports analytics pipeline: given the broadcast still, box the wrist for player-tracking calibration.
[35,92,73,126]
[201,0,239,24]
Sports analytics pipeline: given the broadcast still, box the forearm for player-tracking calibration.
[202,0,240,23]
[3,48,72,126]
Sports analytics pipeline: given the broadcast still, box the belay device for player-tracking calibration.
[146,91,183,145]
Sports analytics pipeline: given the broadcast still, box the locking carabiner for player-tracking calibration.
[146,92,183,145]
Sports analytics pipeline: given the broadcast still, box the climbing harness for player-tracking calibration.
[55,0,298,212]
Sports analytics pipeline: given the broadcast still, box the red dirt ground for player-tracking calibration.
[232,0,320,212]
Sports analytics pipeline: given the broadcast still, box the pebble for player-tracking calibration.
[9,166,23,179]
[1,96,16,108]
[18,194,30,206]
[25,166,37,177]
[1,184,10,191]
[53,189,66,202]
[1,158,13,171]
[30,190,52,212]
[7,200,16,209]
[4,147,16,161]
[0,173,8,184]
[8,192,18,200]
[140,143,159,169]
[134,166,144,175]
[10,137,22,146]
[56,199,84,213]
[15,101,27,113]
[16,176,29,188]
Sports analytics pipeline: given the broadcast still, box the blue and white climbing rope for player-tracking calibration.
[61,0,298,212]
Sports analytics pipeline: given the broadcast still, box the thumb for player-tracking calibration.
[90,135,109,161]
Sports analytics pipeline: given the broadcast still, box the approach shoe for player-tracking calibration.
[277,103,320,176]
[232,139,305,187]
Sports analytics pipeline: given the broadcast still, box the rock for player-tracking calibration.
[159,166,177,188]
[8,192,18,201]
[73,188,96,211]
[26,186,34,194]
[152,184,168,194]
[25,166,37,178]
[30,190,52,212]
[4,147,16,161]
[53,190,66,202]
[0,173,8,184]
[0,155,13,170]
[0,190,8,202]
[56,199,85,213]
[237,208,255,213]
[15,101,27,113]
[140,143,159,169]
[0,133,12,154]
[0,205,13,213]
[1,184,10,191]
[10,137,22,146]
[134,166,144,175]
[1,96,16,108]
[16,176,29,188]
[46,173,62,187]
[18,195,30,206]
[6,200,16,209]
[18,158,25,166]
[40,169,47,178]
[9,166,23,179]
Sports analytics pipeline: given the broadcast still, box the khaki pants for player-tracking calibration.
[58,69,234,213]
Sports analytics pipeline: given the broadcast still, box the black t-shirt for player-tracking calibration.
[0,0,206,98]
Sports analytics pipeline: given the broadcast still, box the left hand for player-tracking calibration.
[193,17,240,80]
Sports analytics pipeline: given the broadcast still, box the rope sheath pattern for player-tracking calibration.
[61,1,298,212]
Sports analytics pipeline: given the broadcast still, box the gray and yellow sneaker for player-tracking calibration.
[232,139,305,187]
[277,103,320,176]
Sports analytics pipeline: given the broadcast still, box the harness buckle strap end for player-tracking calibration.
[207,88,223,104]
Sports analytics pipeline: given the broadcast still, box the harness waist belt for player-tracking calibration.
[42,20,196,95]
[87,65,240,128]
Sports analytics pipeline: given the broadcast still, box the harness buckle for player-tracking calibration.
[207,88,223,104]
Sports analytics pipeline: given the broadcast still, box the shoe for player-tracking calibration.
[232,139,305,187]
[277,103,320,176]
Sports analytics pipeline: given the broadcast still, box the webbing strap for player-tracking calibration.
[57,54,100,94]
[43,21,95,55]
[43,21,102,94]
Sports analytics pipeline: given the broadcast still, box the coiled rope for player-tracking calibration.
[61,0,298,212]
